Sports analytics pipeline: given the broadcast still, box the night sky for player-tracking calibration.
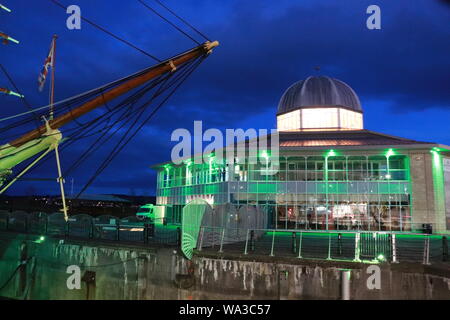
[1,0,449,197]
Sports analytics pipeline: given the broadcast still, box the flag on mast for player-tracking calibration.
[38,37,56,92]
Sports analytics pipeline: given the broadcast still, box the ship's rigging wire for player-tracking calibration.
[49,0,161,62]
[0,63,41,128]
[0,40,208,126]
[152,0,210,42]
[0,56,187,140]
[137,0,200,45]
[5,70,177,171]
[62,72,178,175]
[75,56,205,197]
[0,69,172,150]
[4,57,203,197]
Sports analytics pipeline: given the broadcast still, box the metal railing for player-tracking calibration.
[197,226,450,265]
[0,211,180,246]
[0,210,448,264]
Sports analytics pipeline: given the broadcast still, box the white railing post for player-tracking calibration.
[327,233,332,260]
[198,227,205,251]
[391,234,398,263]
[297,232,303,259]
[219,228,226,253]
[354,232,361,262]
[270,230,275,257]
[244,229,250,255]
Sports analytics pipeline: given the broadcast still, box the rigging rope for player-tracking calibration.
[75,56,205,197]
[6,60,194,182]
[137,0,200,45]
[0,43,201,125]
[62,73,175,175]
[5,72,173,173]
[0,63,41,128]
[49,0,161,62]
[152,0,210,41]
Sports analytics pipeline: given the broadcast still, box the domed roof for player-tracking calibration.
[277,76,362,115]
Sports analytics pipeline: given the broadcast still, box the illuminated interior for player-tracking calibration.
[156,152,413,231]
[277,107,364,131]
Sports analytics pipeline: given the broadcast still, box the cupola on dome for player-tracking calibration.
[277,76,364,131]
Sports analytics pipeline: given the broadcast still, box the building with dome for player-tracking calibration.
[153,76,450,233]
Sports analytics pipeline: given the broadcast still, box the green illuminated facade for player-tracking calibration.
[153,76,450,233]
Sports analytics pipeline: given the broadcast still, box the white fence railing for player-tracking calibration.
[197,227,449,265]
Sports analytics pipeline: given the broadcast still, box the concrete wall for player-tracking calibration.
[189,254,450,300]
[0,233,449,300]
[409,151,448,232]
[0,233,183,300]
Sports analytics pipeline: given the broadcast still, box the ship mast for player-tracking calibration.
[46,34,69,220]
[0,40,219,201]
[9,41,219,148]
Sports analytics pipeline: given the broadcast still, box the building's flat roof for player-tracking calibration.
[151,129,450,168]
[278,129,435,147]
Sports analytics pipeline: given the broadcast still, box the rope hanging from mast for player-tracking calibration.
[137,0,201,45]
[49,0,161,62]
[152,0,211,42]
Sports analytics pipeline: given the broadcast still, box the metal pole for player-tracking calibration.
[292,232,297,254]
[49,35,57,120]
[244,229,250,255]
[219,228,225,253]
[338,233,343,256]
[198,227,205,251]
[54,144,68,221]
[423,235,430,265]
[297,232,303,258]
[270,230,276,256]
[341,270,351,300]
[327,233,332,260]
[354,233,361,262]
[391,234,398,263]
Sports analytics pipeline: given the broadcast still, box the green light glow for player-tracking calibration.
[377,254,386,262]
[1,88,24,98]
[259,150,269,159]
[0,4,11,12]
[3,35,19,44]
[327,149,336,157]
[34,236,46,243]
[385,148,395,157]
